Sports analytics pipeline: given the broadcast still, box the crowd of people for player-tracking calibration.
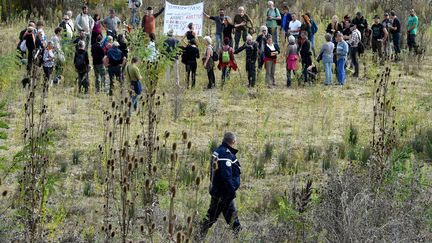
[17,2,420,102]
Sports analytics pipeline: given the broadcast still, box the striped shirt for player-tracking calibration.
[349,29,361,47]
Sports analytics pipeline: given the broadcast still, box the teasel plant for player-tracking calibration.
[370,67,399,184]
[14,65,53,242]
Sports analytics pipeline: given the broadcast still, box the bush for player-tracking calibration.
[264,142,274,162]
[347,123,359,147]
[305,145,322,162]
[198,101,207,116]
[83,181,93,197]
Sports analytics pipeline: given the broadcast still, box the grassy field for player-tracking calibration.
[1,14,432,242]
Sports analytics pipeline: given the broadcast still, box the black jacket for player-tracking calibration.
[299,39,312,65]
[264,44,280,60]
[91,42,105,65]
[234,41,258,64]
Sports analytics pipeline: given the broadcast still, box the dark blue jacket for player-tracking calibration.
[210,143,241,201]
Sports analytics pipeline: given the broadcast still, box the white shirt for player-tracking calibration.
[267,44,276,51]
[146,41,159,62]
[76,13,95,33]
[288,20,302,35]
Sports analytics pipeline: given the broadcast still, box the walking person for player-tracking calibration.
[75,5,95,50]
[352,11,368,42]
[43,41,55,82]
[406,9,419,54]
[256,26,268,69]
[204,8,225,53]
[348,24,361,77]
[371,15,388,65]
[203,36,216,89]
[281,5,292,43]
[74,41,90,93]
[51,27,64,83]
[199,132,242,239]
[298,31,312,85]
[125,57,143,112]
[264,35,280,87]
[388,11,401,61]
[23,26,36,72]
[164,29,180,86]
[128,0,142,28]
[59,14,75,39]
[306,12,318,56]
[336,32,349,85]
[234,35,258,87]
[91,13,103,45]
[141,6,165,36]
[218,37,237,86]
[318,33,334,85]
[285,35,298,87]
[233,6,253,50]
[91,35,106,93]
[265,1,281,46]
[181,39,199,89]
[382,12,392,59]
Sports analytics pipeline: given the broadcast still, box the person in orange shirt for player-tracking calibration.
[141,6,165,36]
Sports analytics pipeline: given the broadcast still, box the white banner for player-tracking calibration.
[163,1,204,36]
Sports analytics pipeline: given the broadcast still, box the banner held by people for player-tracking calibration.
[163,1,204,36]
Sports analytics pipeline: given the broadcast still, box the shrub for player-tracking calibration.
[208,138,218,153]
[198,101,207,116]
[83,181,93,197]
[263,142,274,162]
[347,123,359,147]
[59,161,67,173]
[305,145,322,162]
[72,150,81,165]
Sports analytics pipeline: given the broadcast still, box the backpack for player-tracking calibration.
[212,50,219,62]
[75,52,87,72]
[221,49,230,63]
[267,8,281,26]
[311,20,318,35]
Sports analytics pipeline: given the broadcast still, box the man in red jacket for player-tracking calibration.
[141,6,165,36]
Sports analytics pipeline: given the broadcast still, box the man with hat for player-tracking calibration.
[352,11,368,42]
[371,15,388,65]
[141,5,165,36]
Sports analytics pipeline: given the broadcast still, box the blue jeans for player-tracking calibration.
[337,58,346,85]
[310,34,316,56]
[323,62,333,85]
[130,8,140,28]
[215,33,222,54]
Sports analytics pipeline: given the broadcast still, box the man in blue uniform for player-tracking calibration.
[199,132,242,238]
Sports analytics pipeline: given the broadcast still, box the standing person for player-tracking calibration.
[43,41,55,82]
[199,132,242,239]
[218,37,238,86]
[146,33,159,63]
[75,5,95,50]
[352,12,368,43]
[117,34,129,58]
[264,35,280,87]
[288,13,302,41]
[91,35,106,93]
[183,23,197,43]
[371,15,387,65]
[406,9,419,54]
[265,1,281,46]
[181,39,199,89]
[298,31,312,85]
[103,9,122,39]
[59,14,75,39]
[342,19,352,40]
[326,15,343,43]
[91,14,103,45]
[301,14,313,42]
[203,36,216,89]
[382,12,392,59]
[281,5,292,43]
[336,32,348,85]
[256,26,268,69]
[164,29,180,86]
[285,35,298,87]
[74,41,90,93]
[23,26,36,72]
[318,33,334,85]
[388,10,401,61]
[222,17,235,47]
[128,0,142,28]
[125,57,143,112]
[306,12,318,56]
[234,34,258,87]
[73,30,87,51]
[51,27,64,82]
[204,8,225,53]
[348,24,361,77]
[141,6,165,36]
[233,6,254,50]
[107,41,126,96]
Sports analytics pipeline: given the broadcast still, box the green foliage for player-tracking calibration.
[278,150,289,173]
[359,146,372,164]
[154,179,169,194]
[59,161,67,173]
[198,101,207,116]
[83,181,94,197]
[72,150,82,165]
[208,138,218,153]
[253,155,266,179]
[410,129,432,160]
[277,198,300,223]
[263,142,274,162]
[0,100,8,152]
[305,145,321,161]
[347,123,359,147]
[0,53,18,92]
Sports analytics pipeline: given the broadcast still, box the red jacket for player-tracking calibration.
[218,45,238,71]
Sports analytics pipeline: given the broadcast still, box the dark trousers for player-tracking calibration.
[392,33,401,54]
[372,39,383,63]
[221,67,231,86]
[200,196,241,237]
[234,30,248,50]
[246,62,257,87]
[43,66,53,81]
[108,65,123,96]
[207,68,215,89]
[350,46,359,76]
[27,50,34,72]
[185,62,197,88]
[407,34,418,53]
[258,53,265,69]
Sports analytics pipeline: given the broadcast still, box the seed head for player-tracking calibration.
[187,141,192,149]
[195,177,201,186]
